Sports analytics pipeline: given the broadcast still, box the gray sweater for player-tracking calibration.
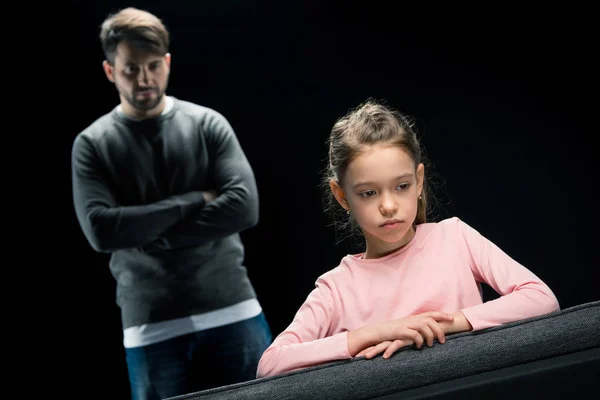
[71,97,259,330]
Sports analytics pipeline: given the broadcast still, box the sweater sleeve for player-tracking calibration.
[71,134,206,253]
[256,278,351,378]
[144,111,259,251]
[455,218,560,330]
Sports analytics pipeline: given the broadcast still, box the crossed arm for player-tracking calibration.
[348,310,471,360]
[71,134,206,252]
[142,114,259,251]
[71,114,258,253]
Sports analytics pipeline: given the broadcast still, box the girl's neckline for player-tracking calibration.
[350,224,425,264]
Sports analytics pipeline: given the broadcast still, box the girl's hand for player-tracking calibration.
[356,339,415,359]
[351,311,453,359]
[378,311,453,347]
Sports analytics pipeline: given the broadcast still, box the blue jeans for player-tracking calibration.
[125,312,272,400]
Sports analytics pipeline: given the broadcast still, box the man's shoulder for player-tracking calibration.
[173,97,228,123]
[75,108,118,143]
[71,108,123,163]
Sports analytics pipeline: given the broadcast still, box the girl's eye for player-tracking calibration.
[360,190,376,198]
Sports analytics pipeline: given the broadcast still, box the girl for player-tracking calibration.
[256,99,559,378]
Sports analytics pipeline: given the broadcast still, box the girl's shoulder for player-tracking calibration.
[415,216,482,244]
[416,216,461,235]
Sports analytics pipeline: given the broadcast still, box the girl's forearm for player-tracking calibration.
[442,311,473,334]
[347,325,379,356]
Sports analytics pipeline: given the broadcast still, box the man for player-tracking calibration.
[71,7,271,400]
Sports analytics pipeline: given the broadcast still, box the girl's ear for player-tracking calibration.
[416,163,425,197]
[329,179,350,211]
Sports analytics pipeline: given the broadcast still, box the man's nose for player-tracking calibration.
[137,67,150,85]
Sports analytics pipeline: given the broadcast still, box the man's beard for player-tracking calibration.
[126,87,164,111]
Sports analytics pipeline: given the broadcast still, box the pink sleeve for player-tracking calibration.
[455,218,560,330]
[256,278,351,378]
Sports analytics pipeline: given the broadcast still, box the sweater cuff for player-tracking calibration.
[175,191,206,219]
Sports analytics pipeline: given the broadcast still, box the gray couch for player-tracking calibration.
[166,300,599,399]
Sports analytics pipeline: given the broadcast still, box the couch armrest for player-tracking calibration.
[167,301,600,400]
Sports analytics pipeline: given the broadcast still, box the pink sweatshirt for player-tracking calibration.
[257,217,560,378]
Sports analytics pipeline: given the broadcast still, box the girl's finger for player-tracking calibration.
[383,339,411,359]
[427,320,446,344]
[365,341,392,359]
[356,346,374,357]
[419,324,435,347]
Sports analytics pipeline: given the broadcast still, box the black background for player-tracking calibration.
[65,2,598,398]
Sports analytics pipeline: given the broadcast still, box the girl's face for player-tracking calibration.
[330,143,424,259]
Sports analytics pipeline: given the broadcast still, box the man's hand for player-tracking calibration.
[203,190,218,203]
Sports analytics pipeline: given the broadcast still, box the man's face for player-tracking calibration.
[103,40,171,117]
